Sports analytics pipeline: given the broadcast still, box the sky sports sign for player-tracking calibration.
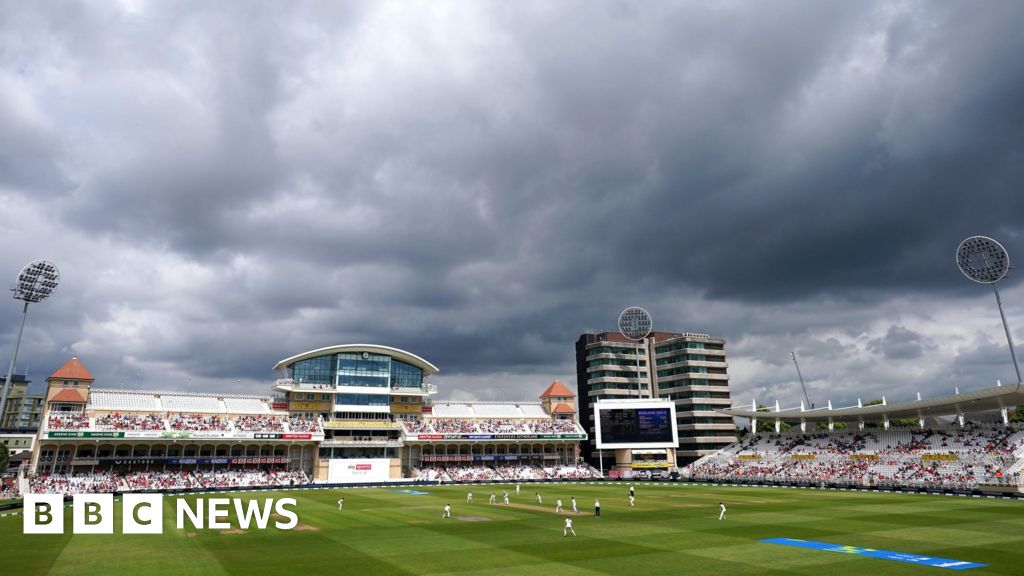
[23,494,299,534]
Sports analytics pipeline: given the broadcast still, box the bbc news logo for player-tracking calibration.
[23,494,298,534]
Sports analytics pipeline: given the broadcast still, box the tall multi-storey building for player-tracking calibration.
[0,374,44,430]
[576,330,736,467]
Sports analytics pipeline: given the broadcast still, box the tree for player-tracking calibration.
[815,420,847,430]
[0,445,8,476]
[1010,406,1024,423]
[754,404,790,433]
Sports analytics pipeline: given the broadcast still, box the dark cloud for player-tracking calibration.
[869,325,931,360]
[0,1,1023,404]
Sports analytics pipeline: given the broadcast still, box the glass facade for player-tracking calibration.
[335,394,390,406]
[389,360,424,389]
[289,355,336,385]
[288,350,426,391]
[338,353,391,387]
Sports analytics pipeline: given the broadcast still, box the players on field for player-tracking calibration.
[503,492,510,505]
[556,498,563,513]
[629,483,635,498]
[536,492,543,504]
[563,517,576,537]
[337,497,344,510]
[489,492,497,504]
[467,491,473,503]
[594,499,601,518]
[629,494,635,508]
[516,483,521,495]
[571,496,578,514]
[719,502,726,520]
[443,504,451,518]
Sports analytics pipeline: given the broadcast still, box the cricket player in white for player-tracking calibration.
[563,517,576,537]
[718,502,726,520]
[443,504,451,518]
[337,498,344,510]
[489,492,497,504]
[571,497,578,514]
[594,499,601,518]
[556,498,563,513]
[467,491,473,503]
[516,483,521,495]
[536,492,543,504]
[629,494,635,508]
[503,492,510,505]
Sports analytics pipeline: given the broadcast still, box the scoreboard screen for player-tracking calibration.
[599,408,674,444]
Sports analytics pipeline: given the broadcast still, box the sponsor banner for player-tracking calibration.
[922,453,957,461]
[80,456,291,466]
[738,454,762,460]
[631,461,670,469]
[412,433,584,441]
[289,401,330,411]
[421,455,473,462]
[166,458,230,466]
[253,433,313,440]
[231,457,289,465]
[47,431,125,439]
[70,459,100,466]
[761,538,986,570]
[851,454,879,461]
[390,404,422,414]
[327,458,390,483]
[271,402,289,411]
[791,454,816,460]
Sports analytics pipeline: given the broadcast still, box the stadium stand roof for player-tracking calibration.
[719,382,1024,423]
[84,389,278,414]
[272,343,440,376]
[428,401,555,419]
[552,403,575,414]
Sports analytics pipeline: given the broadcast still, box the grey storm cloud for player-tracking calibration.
[0,1,1023,405]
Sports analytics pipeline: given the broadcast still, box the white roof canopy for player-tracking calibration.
[719,382,1024,423]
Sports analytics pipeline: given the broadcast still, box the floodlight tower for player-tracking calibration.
[0,261,60,420]
[617,307,652,398]
[956,237,1021,384]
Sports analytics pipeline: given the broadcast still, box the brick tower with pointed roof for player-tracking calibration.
[539,379,576,420]
[44,356,94,406]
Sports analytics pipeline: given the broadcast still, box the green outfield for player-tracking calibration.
[2,483,1022,575]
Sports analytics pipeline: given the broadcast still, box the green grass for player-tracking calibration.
[2,482,1023,575]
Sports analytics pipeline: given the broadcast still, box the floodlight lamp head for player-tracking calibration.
[956,236,1009,284]
[11,260,60,303]
[617,306,652,341]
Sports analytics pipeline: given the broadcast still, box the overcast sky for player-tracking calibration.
[1,1,1023,408]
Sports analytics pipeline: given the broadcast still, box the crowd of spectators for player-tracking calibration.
[477,419,528,433]
[123,468,308,490]
[528,420,579,434]
[95,412,166,431]
[400,418,581,436]
[170,414,229,431]
[287,417,321,433]
[47,412,90,430]
[417,463,600,482]
[685,425,1024,490]
[431,419,478,434]
[27,469,309,494]
[232,415,284,432]
[29,472,122,495]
